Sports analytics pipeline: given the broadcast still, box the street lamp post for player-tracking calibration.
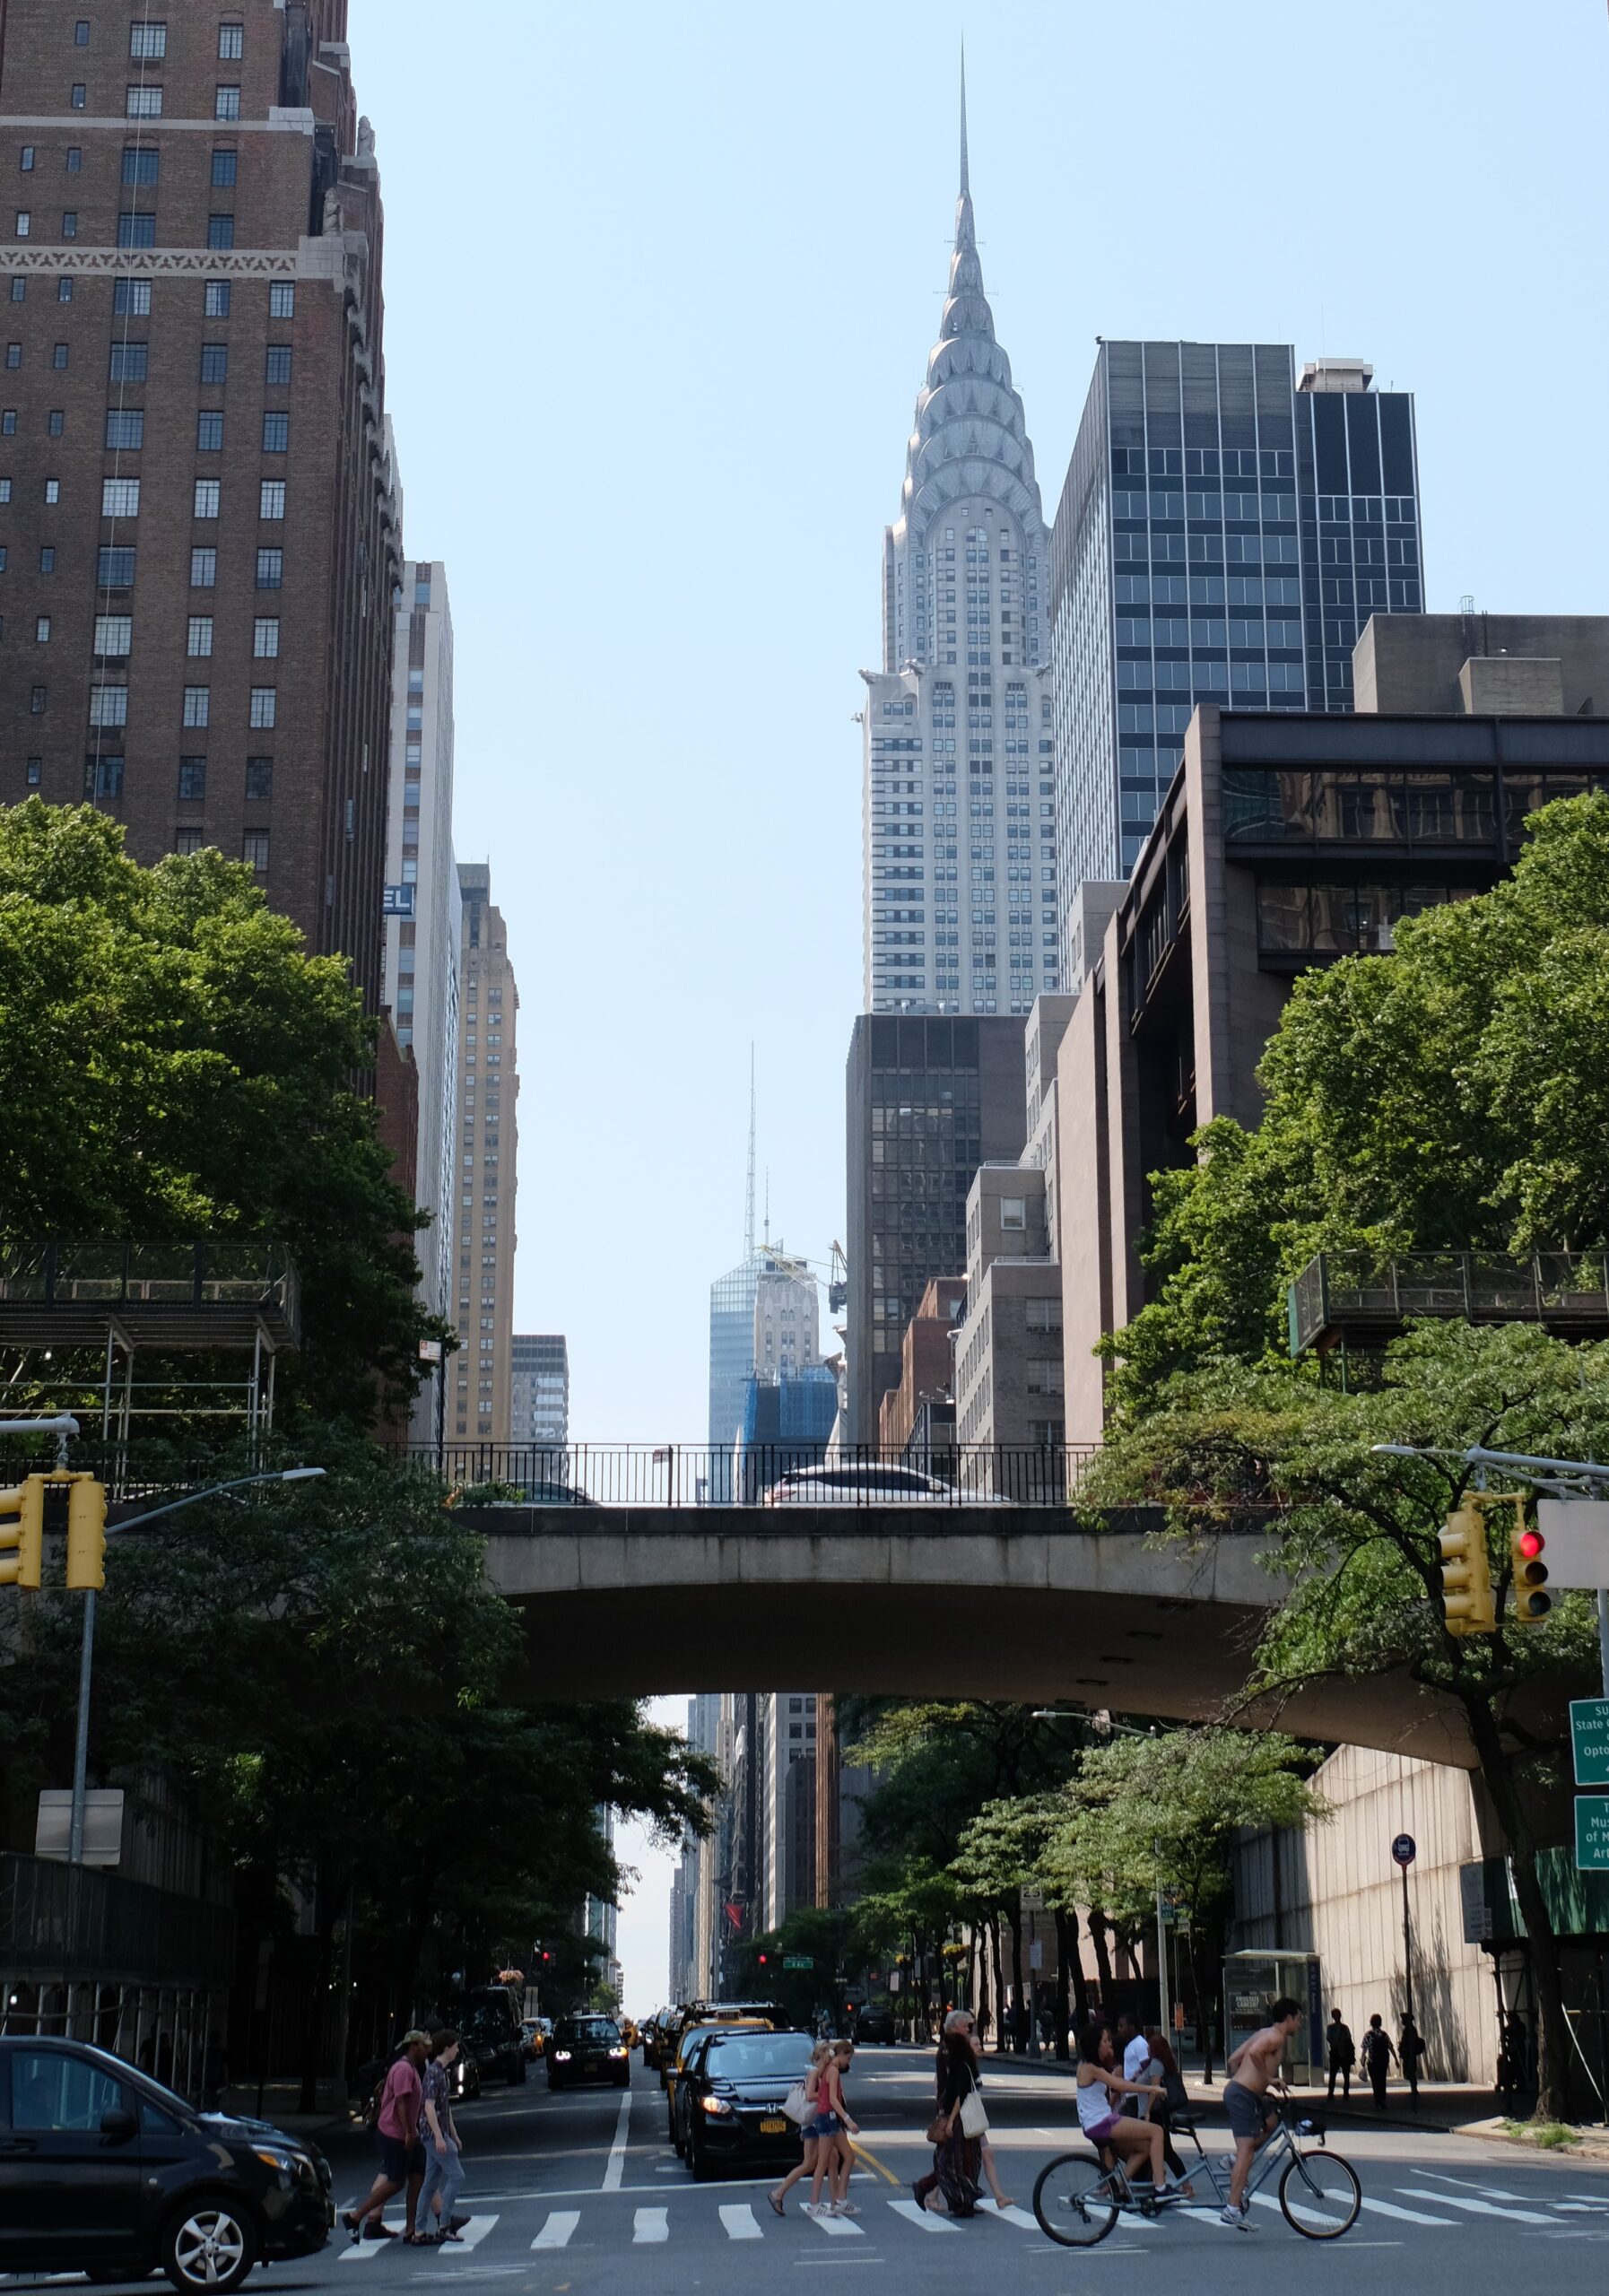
[67,1466,326,1864]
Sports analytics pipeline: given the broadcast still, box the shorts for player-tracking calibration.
[806,2110,841,2139]
[1223,2082,1274,2143]
[1082,2111,1120,2144]
[377,2132,425,2183]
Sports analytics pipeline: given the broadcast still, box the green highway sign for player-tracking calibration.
[783,1955,813,1970]
[1575,1793,1609,1873]
[1570,1698,1609,1787]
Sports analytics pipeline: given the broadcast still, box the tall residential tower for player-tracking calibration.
[861,79,1057,1017]
[454,864,518,1441]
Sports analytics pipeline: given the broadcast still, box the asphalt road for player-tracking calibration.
[27,2047,1609,2294]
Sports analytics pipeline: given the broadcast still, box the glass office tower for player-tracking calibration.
[1049,344,1423,946]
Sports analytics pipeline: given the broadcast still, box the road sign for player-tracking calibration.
[1536,1500,1609,1589]
[1576,1794,1609,1872]
[783,1955,813,1970]
[1392,1833,1416,1867]
[1571,1699,1609,1787]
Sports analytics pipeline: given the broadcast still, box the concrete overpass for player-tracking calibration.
[465,1504,1570,1767]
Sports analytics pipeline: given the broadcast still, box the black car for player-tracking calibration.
[676,2026,816,2180]
[462,2007,527,2089]
[0,2034,332,2294]
[853,2007,896,2045]
[547,2015,630,2090]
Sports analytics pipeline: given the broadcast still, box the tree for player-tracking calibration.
[1104,791,1609,1415]
[0,801,448,1422]
[1090,1320,1607,2117]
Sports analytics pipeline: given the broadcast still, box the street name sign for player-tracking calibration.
[783,1955,813,1970]
[1570,1698,1609,1787]
[1575,1794,1609,1872]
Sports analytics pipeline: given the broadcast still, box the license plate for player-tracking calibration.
[760,2117,787,2135]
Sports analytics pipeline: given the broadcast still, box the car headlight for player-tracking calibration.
[252,2147,299,2175]
[553,2049,572,2062]
[700,2095,734,2117]
[608,2046,627,2057]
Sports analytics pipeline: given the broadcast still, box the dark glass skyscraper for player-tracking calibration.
[1049,344,1423,932]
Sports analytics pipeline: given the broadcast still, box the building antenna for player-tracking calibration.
[764,1168,771,1250]
[959,37,970,200]
[744,1045,756,1260]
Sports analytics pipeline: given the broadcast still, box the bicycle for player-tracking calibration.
[1032,2100,1361,2246]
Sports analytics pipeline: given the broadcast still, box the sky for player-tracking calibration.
[349,0,1609,2000]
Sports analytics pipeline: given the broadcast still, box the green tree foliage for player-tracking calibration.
[0,801,446,1421]
[1092,1321,1609,2115]
[1106,792,1609,1412]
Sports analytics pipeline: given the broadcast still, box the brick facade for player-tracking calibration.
[0,2,401,1011]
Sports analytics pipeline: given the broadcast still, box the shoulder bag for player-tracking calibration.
[959,2090,989,2138]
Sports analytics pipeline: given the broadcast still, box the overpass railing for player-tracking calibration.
[391,1442,1099,1507]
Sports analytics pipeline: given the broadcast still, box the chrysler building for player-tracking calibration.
[861,74,1056,1015]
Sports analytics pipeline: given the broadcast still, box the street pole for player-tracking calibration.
[1153,1844,1171,2044]
[65,1466,325,1863]
[1399,1860,1417,2082]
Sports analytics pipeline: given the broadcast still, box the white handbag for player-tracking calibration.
[960,2090,989,2138]
[782,2080,812,2126]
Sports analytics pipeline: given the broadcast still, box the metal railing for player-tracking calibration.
[0,1239,300,1339]
[1289,1249,1609,1357]
[0,1852,234,1990]
[392,1441,1098,1507]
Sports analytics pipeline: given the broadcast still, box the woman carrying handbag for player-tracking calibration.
[912,2009,984,2216]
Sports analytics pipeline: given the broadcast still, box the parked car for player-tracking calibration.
[853,2006,897,2045]
[547,2016,630,2091]
[761,1463,1006,1506]
[675,2027,818,2180]
[0,2034,332,2295]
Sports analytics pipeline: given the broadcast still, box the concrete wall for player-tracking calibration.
[1231,1745,1506,2083]
[1355,612,1609,718]
[1057,971,1111,1449]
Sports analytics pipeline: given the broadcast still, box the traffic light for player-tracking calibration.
[65,1474,106,1591]
[757,1952,768,1968]
[1439,1496,1496,1636]
[1509,1509,1551,1625]
[0,1475,45,1590]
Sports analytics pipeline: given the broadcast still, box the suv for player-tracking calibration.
[0,2034,332,2294]
[460,2003,527,2089]
[547,2016,630,2090]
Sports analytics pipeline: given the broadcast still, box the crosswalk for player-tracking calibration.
[331,2176,1609,2259]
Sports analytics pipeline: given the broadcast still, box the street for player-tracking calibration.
[18,2048,1607,2296]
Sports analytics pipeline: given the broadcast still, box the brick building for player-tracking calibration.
[0,2,402,1012]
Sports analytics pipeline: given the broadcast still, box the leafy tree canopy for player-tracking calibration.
[0,800,446,1422]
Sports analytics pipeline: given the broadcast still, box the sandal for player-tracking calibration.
[768,2190,786,2217]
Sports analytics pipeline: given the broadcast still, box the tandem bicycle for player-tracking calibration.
[1031,2100,1362,2246]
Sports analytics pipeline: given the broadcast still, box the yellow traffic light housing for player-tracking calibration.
[0,1475,45,1589]
[1508,1502,1551,1626]
[65,1474,107,1591]
[1439,1496,1496,1636]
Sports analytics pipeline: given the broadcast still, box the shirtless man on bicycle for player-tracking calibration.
[1220,1997,1303,2230]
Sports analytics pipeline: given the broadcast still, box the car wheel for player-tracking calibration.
[509,2057,526,2086]
[161,2200,259,2296]
[688,2121,710,2182]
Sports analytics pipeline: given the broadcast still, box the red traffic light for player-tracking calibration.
[1518,1527,1544,1561]
[757,1952,768,1965]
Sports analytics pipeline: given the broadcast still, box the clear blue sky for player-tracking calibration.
[350,0,1607,2012]
[352,0,1609,1458]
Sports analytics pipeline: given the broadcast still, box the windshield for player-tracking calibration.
[702,2031,816,2079]
[558,2020,620,2045]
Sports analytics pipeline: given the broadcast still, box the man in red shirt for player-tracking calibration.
[344,2031,430,2242]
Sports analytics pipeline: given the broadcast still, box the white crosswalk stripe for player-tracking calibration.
[1396,2187,1559,2225]
[439,2215,497,2252]
[888,2198,957,2232]
[632,2207,669,2243]
[976,2198,1042,2231]
[806,2204,865,2234]
[336,2240,385,2263]
[719,2204,763,2239]
[1360,2196,1457,2225]
[531,2211,579,2248]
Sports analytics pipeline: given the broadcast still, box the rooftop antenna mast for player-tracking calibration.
[744,1045,756,1259]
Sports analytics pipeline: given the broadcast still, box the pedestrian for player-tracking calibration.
[1326,2008,1354,2100]
[1114,2012,1192,2191]
[344,2030,429,2243]
[914,2008,986,2216]
[963,2015,1014,2209]
[413,2031,465,2244]
[1075,2019,1177,2198]
[1398,2013,1424,2109]
[1499,2010,1528,2098]
[804,2039,860,2218]
[769,2040,831,2216]
[1361,2013,1397,2112]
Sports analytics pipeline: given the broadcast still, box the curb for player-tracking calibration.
[1455,2114,1609,2162]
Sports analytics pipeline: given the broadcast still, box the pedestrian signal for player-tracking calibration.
[1439,1497,1495,1636]
[1510,1513,1551,1625]
[0,1475,45,1590]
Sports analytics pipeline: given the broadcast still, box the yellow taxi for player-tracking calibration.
[664,2011,775,2151]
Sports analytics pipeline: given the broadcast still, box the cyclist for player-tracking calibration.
[1220,1997,1303,2230]
[1074,2021,1182,2197]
